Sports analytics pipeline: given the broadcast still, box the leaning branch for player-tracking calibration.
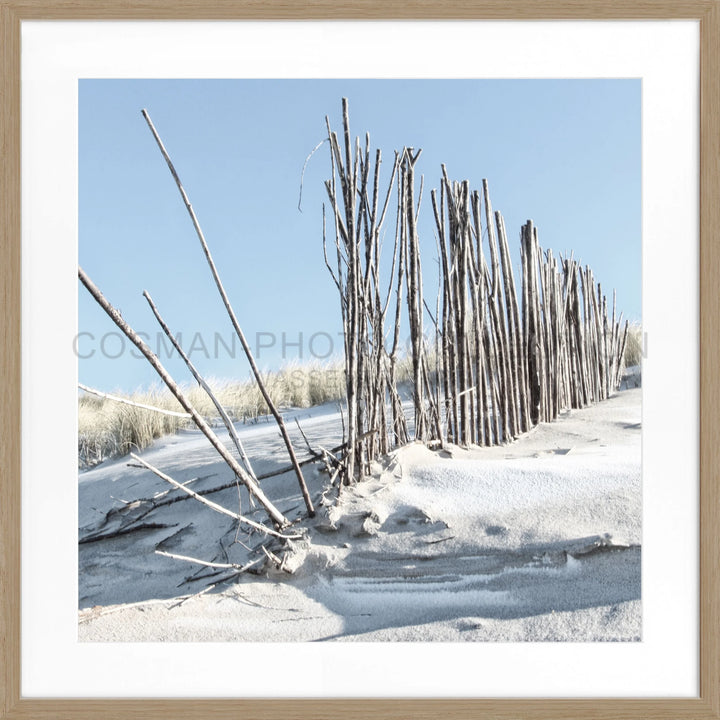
[156,550,263,572]
[130,453,301,540]
[141,109,315,519]
[78,383,191,418]
[78,265,290,529]
[142,290,258,482]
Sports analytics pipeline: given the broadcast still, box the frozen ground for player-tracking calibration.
[78,387,641,642]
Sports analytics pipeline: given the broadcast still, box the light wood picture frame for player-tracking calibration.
[1,1,718,718]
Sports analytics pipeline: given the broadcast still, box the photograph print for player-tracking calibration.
[77,78,642,642]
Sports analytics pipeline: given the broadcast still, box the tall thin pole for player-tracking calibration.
[141,109,314,518]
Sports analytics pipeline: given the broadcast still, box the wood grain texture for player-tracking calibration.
[1,1,718,719]
[0,0,716,18]
[0,4,21,719]
[700,3,720,718]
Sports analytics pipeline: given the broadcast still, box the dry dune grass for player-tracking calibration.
[624,323,643,367]
[78,361,346,467]
[78,327,639,469]
[78,391,186,468]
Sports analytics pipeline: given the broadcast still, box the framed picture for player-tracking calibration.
[2,2,718,719]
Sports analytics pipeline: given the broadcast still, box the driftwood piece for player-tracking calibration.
[113,442,347,522]
[156,550,263,573]
[130,453,301,540]
[78,383,191,418]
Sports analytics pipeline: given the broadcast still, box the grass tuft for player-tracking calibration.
[623,323,643,367]
[78,361,346,468]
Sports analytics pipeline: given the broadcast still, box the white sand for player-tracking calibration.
[79,388,641,642]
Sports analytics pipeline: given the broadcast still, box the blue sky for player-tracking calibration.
[79,79,641,393]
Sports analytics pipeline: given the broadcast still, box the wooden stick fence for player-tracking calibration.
[80,98,630,513]
[324,99,631,484]
[323,98,405,484]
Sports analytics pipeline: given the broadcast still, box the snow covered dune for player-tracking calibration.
[79,388,641,642]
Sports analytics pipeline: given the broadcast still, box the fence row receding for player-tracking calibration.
[80,99,630,541]
[324,99,629,486]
